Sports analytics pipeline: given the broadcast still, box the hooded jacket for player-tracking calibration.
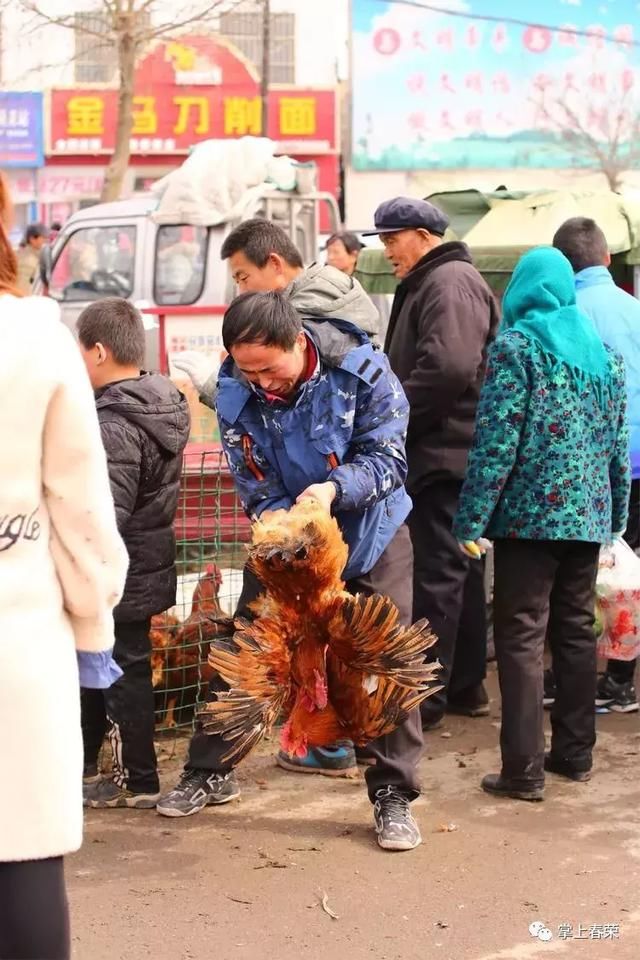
[287,262,381,339]
[95,374,190,621]
[214,318,411,581]
[384,242,500,493]
[574,266,640,478]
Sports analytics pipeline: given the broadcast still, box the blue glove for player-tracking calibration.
[77,650,123,689]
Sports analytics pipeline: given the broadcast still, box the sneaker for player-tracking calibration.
[543,668,556,709]
[481,773,544,802]
[83,777,160,809]
[544,754,591,782]
[156,769,240,818]
[276,744,358,777]
[447,682,490,717]
[373,786,422,851]
[595,673,639,713]
[83,764,101,786]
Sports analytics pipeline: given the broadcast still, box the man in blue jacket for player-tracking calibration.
[554,216,640,714]
[158,291,424,851]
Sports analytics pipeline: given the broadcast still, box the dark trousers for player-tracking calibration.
[607,478,640,684]
[409,479,487,720]
[494,539,600,784]
[187,524,424,802]
[81,618,159,793]
[0,857,69,960]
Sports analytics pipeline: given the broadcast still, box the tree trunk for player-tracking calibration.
[100,24,136,203]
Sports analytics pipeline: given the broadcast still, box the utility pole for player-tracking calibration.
[261,0,270,135]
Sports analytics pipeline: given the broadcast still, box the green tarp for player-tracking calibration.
[354,188,640,298]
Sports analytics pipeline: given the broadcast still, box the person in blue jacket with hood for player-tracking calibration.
[554,217,640,714]
[157,290,424,852]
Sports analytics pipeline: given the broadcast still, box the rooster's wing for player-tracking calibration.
[327,652,438,744]
[327,593,439,688]
[198,617,293,764]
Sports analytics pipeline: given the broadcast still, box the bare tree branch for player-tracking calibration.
[533,84,640,192]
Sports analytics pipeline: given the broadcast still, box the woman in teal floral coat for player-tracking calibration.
[454,246,630,801]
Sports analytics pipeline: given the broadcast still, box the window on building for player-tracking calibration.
[73,9,150,83]
[74,12,116,83]
[219,8,295,84]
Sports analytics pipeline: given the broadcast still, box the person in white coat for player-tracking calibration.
[0,175,128,960]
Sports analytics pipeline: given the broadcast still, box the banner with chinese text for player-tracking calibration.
[50,88,335,156]
[352,0,640,170]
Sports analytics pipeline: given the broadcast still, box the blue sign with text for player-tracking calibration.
[0,92,44,168]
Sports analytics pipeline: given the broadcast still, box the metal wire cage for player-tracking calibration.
[151,445,251,730]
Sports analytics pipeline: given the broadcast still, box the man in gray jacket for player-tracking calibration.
[175,219,381,398]
[173,218,382,776]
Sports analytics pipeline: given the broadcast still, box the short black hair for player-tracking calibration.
[326,231,364,254]
[25,223,47,243]
[220,218,304,269]
[77,297,145,366]
[222,291,302,352]
[552,217,609,273]
[50,221,62,232]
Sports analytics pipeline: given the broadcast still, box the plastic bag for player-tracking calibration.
[596,537,640,661]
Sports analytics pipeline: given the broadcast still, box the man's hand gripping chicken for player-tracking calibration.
[199,499,442,764]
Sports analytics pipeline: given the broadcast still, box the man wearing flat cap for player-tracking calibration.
[365,196,500,726]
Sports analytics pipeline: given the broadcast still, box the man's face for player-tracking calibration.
[227,250,289,293]
[231,333,307,398]
[29,235,46,251]
[380,229,434,279]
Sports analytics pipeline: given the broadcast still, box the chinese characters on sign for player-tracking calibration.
[529,920,621,942]
[352,0,640,170]
[51,90,332,155]
[0,92,44,168]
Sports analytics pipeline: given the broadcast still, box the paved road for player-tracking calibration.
[70,667,640,960]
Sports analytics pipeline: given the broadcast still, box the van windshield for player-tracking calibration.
[49,225,136,301]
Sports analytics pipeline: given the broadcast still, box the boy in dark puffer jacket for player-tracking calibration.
[78,298,190,808]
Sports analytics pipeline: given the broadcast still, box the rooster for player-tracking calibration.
[169,564,234,719]
[199,499,442,763]
[150,610,182,728]
[151,565,233,727]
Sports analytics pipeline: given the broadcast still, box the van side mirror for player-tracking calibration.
[39,244,52,286]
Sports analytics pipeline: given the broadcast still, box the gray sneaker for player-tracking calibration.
[83,777,160,809]
[373,786,422,851]
[156,769,240,818]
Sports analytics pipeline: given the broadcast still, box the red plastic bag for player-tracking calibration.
[596,538,640,662]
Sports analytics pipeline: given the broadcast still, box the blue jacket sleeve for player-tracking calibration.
[219,416,293,518]
[608,355,631,535]
[454,335,529,541]
[329,363,409,512]
[77,650,123,689]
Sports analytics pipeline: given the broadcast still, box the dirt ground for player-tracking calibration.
[70,666,640,960]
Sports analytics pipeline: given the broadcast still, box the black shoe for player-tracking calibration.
[84,777,160,809]
[543,668,556,709]
[373,786,422,851]
[156,769,240,818]
[595,673,639,713]
[544,754,591,782]
[447,682,490,717]
[481,773,544,802]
